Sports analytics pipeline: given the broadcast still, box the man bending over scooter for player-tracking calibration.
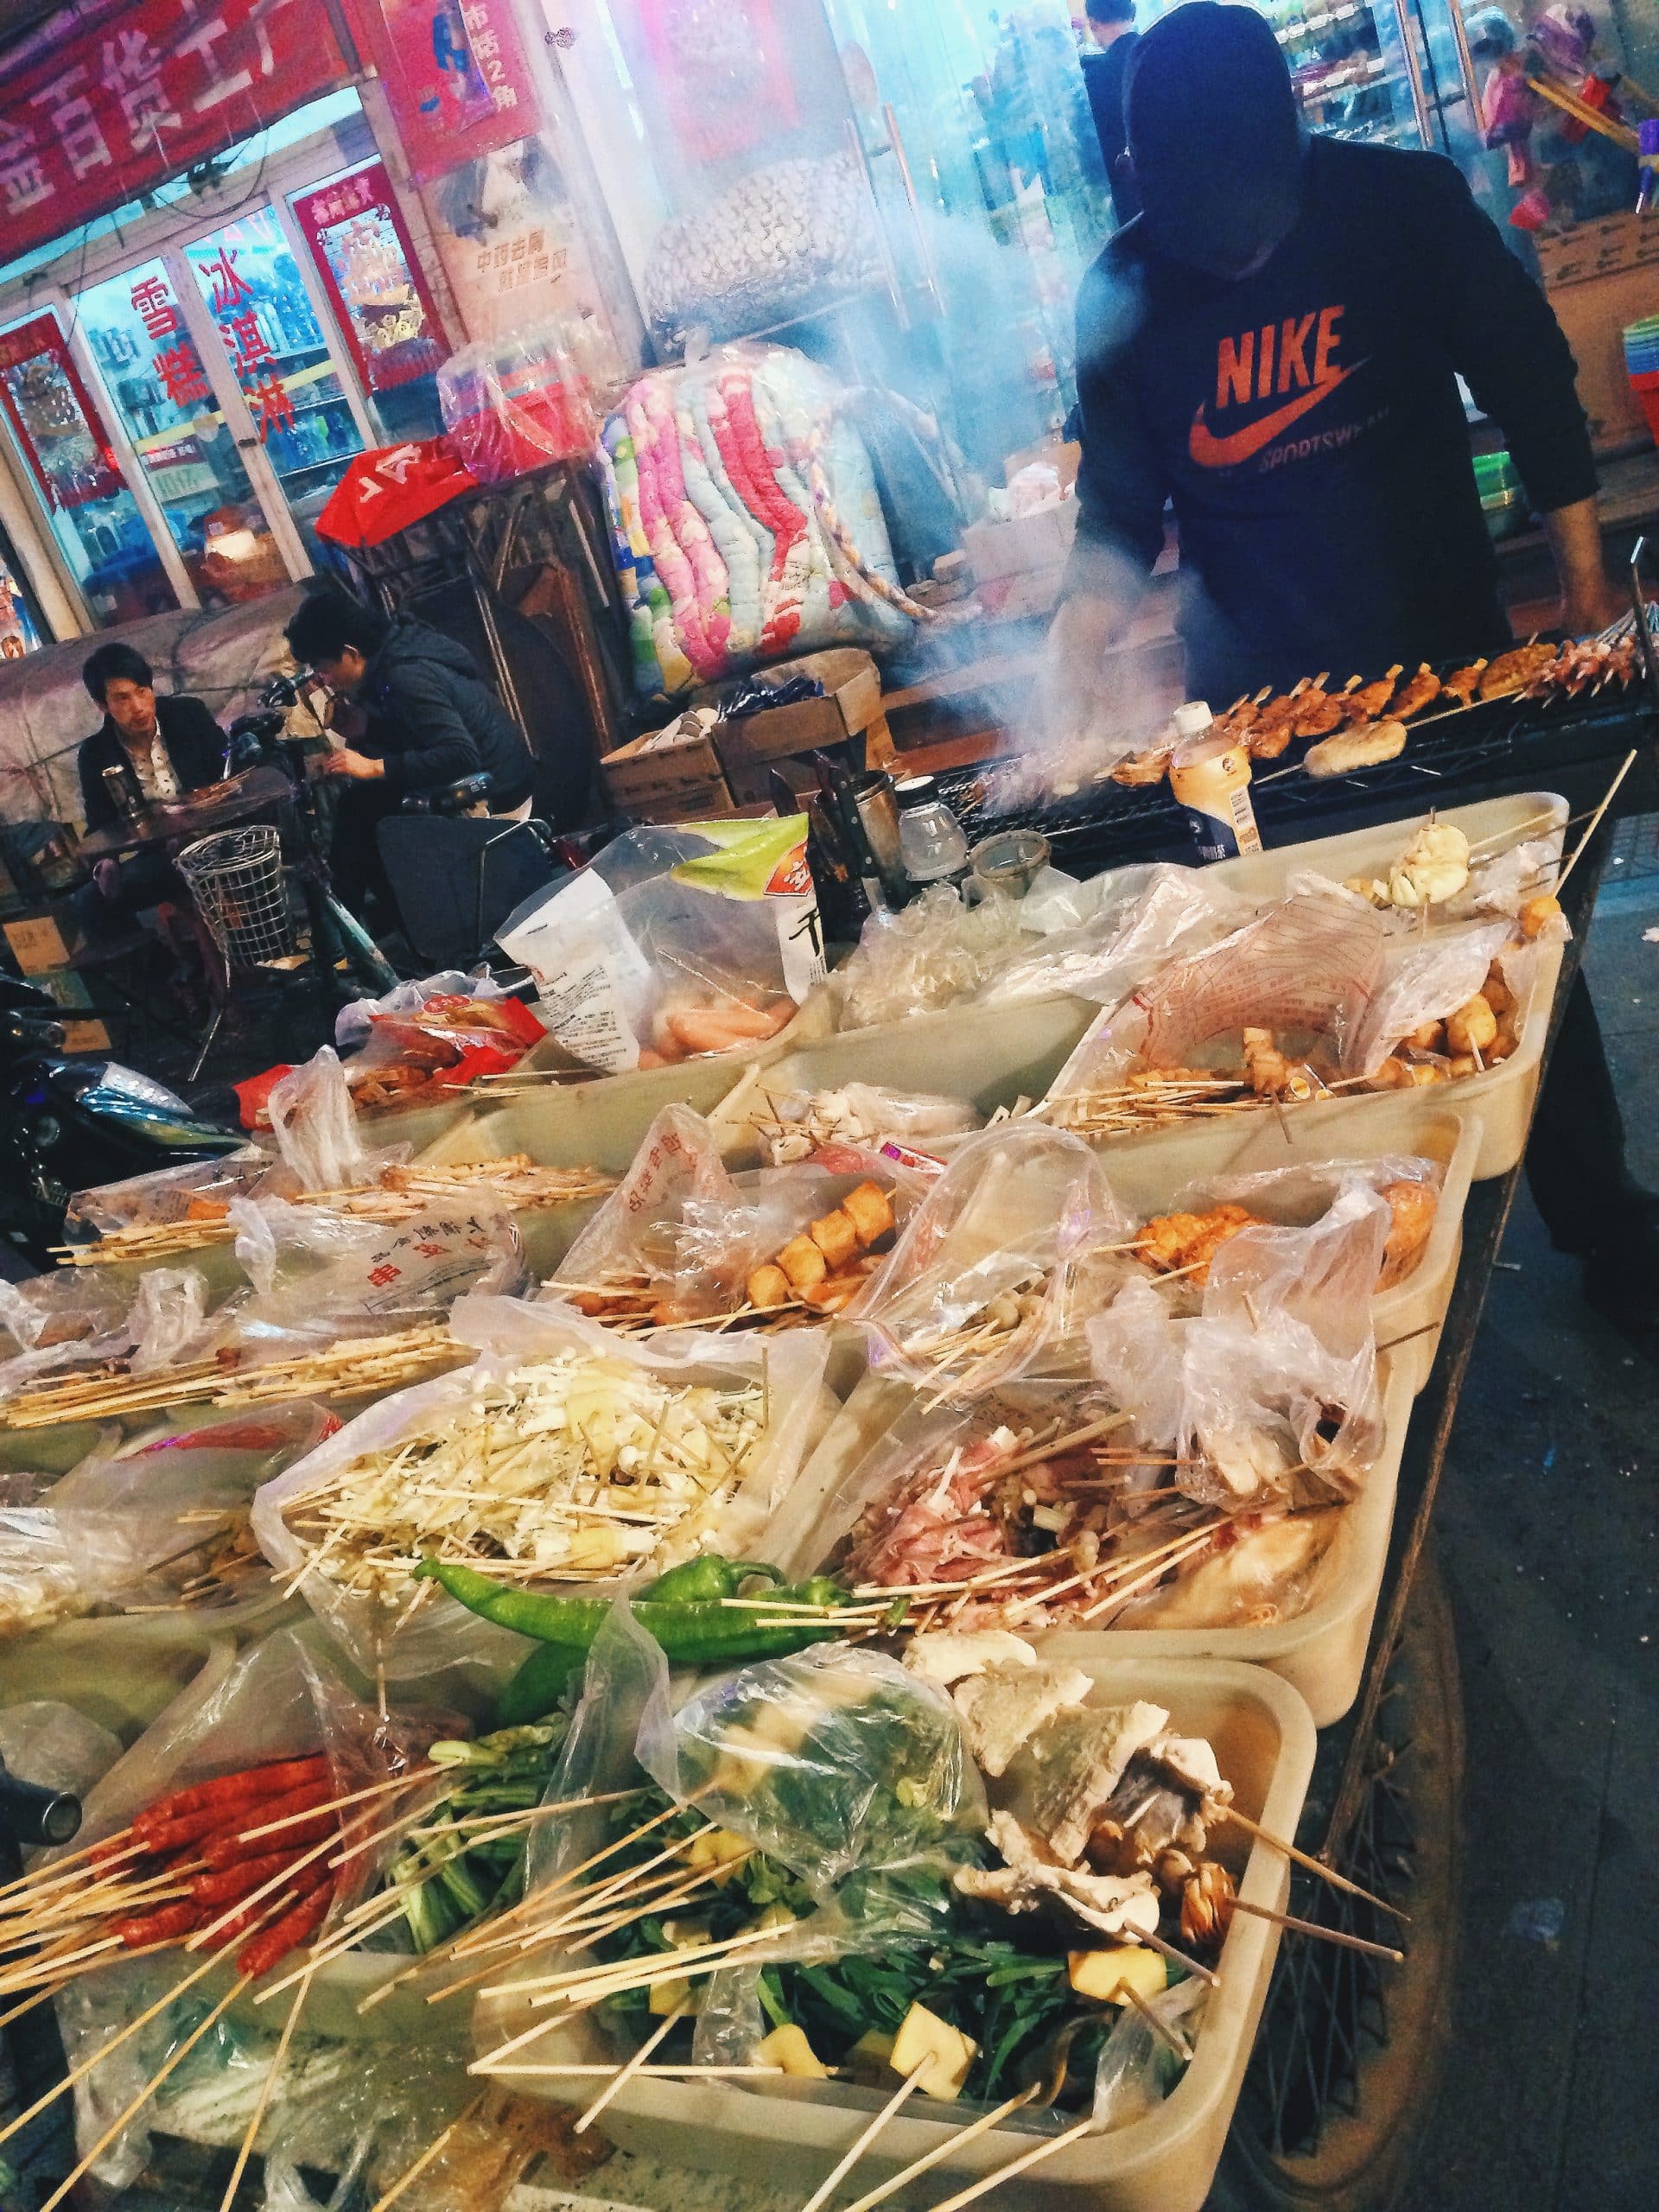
[283,587,533,918]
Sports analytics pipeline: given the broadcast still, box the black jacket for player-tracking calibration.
[358,618,532,808]
[1070,136,1599,702]
[1082,36,1141,228]
[78,693,227,831]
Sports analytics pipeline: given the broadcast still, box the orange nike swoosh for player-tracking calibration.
[1188,359,1368,468]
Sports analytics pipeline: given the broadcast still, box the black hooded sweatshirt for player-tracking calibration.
[357,616,533,808]
[1071,43,1598,702]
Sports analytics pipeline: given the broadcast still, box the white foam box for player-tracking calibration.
[473,1654,1316,2212]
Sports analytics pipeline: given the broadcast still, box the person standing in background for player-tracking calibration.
[1081,0,1141,226]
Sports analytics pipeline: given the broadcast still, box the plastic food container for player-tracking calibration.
[474,1655,1317,2212]
[711,995,1100,1166]
[1100,1106,1478,1397]
[1048,791,1567,1182]
[772,1356,1414,1731]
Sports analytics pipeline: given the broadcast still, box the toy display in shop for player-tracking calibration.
[597,346,922,699]
[1472,3,1649,228]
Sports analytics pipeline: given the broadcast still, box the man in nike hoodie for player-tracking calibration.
[1054,2,1653,1336]
[1057,0,1618,701]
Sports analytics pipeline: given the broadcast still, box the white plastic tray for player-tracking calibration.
[772,1355,1414,1731]
[1102,1106,1478,1398]
[1047,792,1568,1183]
[710,994,1100,1168]
[474,1655,1316,2212]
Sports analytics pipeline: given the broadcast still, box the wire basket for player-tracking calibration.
[174,823,296,968]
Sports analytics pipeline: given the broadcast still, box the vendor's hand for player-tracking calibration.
[313,747,385,782]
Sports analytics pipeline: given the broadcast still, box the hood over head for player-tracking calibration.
[1127,2,1304,279]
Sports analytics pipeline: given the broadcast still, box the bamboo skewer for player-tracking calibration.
[216,1965,315,2212]
[798,2063,931,2212]
[1136,1925,1218,1986]
[37,1972,257,2212]
[1554,747,1637,895]
[837,2086,1042,2212]
[0,1942,227,2154]
[1123,1982,1192,2061]
[575,2000,686,2133]
[1211,1802,1408,1923]
[1227,1895,1404,1961]
[364,2093,486,2212]
[919,2117,1098,2212]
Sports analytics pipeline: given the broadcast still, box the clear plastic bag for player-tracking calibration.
[1092,1975,1209,2129]
[1055,887,1387,1098]
[250,1299,833,1681]
[977,862,1260,1010]
[439,323,598,482]
[0,1506,138,1637]
[335,970,513,1053]
[35,1402,336,1627]
[64,1150,289,1241]
[753,1081,983,1166]
[54,1627,424,2188]
[851,1124,1136,1398]
[1348,918,1515,1077]
[1173,1153,1444,1294]
[0,1699,123,1813]
[341,981,544,1099]
[230,1193,524,1336]
[498,818,823,1074]
[550,1103,922,1321]
[265,1048,378,1190]
[0,1273,130,1402]
[637,1643,984,1891]
[832,885,1029,1032]
[1087,1179,1388,1512]
[1,1268,212,1408]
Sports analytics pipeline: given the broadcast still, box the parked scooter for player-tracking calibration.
[0,975,242,1262]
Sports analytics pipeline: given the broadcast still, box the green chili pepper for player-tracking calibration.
[642,1556,785,1604]
[496,1641,588,1728]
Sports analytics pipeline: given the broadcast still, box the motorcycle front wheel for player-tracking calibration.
[1210,1546,1463,2212]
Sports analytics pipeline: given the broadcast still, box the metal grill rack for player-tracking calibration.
[935,689,1655,876]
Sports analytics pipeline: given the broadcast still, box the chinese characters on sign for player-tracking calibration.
[127,270,215,410]
[0,2,350,262]
[354,0,539,183]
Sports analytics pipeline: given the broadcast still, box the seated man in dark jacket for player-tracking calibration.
[283,590,534,916]
[76,641,228,937]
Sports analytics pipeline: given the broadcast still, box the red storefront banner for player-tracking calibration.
[346,0,540,183]
[0,0,352,264]
[292,162,451,395]
[0,315,124,510]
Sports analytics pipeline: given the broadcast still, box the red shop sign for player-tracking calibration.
[0,0,351,264]
[346,0,539,184]
[0,315,125,510]
[292,162,451,395]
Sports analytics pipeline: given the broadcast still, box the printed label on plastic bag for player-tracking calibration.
[497,868,652,1073]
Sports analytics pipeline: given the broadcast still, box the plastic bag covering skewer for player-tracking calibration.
[497,818,823,1075]
[849,1124,1137,1396]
